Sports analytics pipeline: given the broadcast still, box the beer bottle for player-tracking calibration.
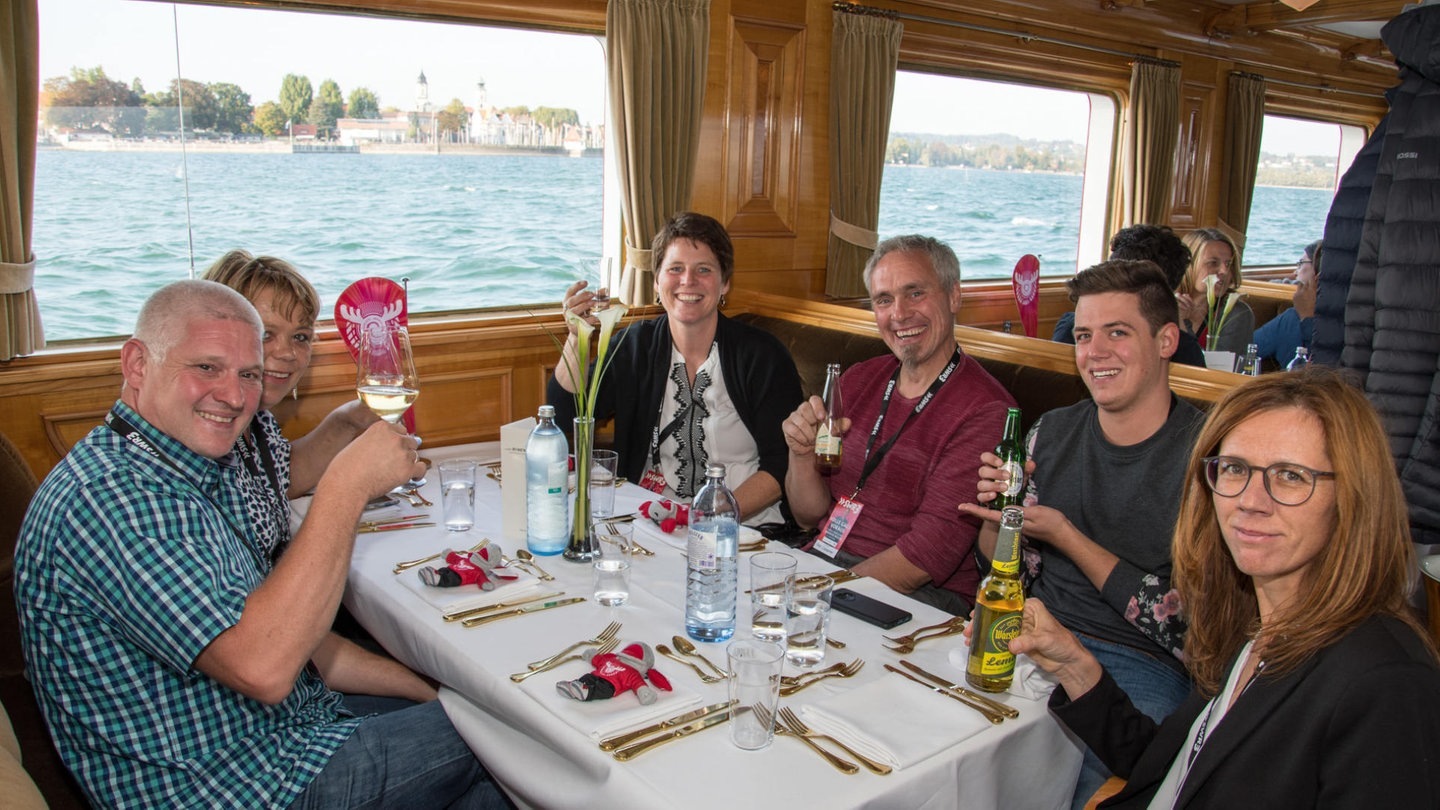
[967,506,1026,693]
[1239,343,1261,376]
[815,363,844,475]
[1286,346,1310,371]
[993,407,1024,510]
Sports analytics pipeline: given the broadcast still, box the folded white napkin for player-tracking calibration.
[799,675,994,770]
[399,563,542,613]
[633,519,762,552]
[946,645,1058,701]
[518,653,703,740]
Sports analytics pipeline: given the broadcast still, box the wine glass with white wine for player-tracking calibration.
[356,324,425,486]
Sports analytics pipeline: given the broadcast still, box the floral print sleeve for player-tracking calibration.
[1018,418,1043,590]
[1120,573,1187,662]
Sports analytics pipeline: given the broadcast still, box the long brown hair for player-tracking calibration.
[1173,367,1434,695]
[1181,228,1242,296]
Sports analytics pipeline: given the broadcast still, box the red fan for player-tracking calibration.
[335,277,415,432]
[1012,255,1041,338]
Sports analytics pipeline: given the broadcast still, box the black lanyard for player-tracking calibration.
[1180,650,1266,792]
[105,407,267,570]
[852,348,962,497]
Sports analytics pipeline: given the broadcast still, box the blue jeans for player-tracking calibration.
[1069,635,1191,810]
[289,697,511,810]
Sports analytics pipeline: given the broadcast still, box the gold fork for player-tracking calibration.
[755,705,857,774]
[525,621,622,670]
[779,706,892,775]
[778,659,864,696]
[883,616,964,646]
[511,638,618,682]
[883,624,965,654]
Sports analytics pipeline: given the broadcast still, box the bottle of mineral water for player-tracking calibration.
[525,405,569,555]
[1238,343,1261,376]
[686,464,739,642]
[1286,346,1311,371]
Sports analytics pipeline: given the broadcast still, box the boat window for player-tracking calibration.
[880,71,1116,280]
[34,0,608,342]
[1245,115,1364,266]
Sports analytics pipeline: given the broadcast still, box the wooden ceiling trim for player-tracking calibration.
[1238,0,1407,29]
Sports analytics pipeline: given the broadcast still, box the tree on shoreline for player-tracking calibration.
[43,66,144,136]
[279,74,313,125]
[309,79,345,137]
[348,87,380,120]
[254,101,286,137]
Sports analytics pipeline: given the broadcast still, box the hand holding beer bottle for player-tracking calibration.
[992,407,1025,509]
[815,363,844,475]
[967,506,1026,692]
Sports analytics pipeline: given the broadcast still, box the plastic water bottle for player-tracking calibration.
[525,405,569,555]
[1286,346,1311,371]
[686,464,739,642]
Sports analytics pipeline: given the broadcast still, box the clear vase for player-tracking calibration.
[563,416,600,562]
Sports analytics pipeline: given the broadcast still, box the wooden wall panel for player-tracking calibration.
[1169,72,1218,230]
[724,18,805,237]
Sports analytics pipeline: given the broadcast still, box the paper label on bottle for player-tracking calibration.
[812,497,862,558]
[999,460,1024,499]
[976,610,1022,676]
[815,424,841,456]
[688,528,718,570]
[546,460,567,495]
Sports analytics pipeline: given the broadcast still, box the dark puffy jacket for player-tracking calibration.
[1335,5,1440,542]
[1312,116,1386,366]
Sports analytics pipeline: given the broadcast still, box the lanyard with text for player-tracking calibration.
[852,348,962,499]
[813,348,961,559]
[105,407,266,570]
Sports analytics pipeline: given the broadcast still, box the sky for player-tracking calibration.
[39,0,608,123]
[41,0,1345,155]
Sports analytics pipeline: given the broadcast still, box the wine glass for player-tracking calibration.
[356,324,425,486]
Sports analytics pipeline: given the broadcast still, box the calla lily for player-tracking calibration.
[585,303,629,417]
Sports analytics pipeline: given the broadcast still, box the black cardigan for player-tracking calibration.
[546,313,804,499]
[1051,614,1440,808]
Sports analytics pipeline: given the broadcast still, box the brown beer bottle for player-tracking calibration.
[992,407,1025,510]
[815,363,844,475]
[967,506,1025,692]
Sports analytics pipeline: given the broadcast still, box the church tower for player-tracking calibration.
[416,70,431,113]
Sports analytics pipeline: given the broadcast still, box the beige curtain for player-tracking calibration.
[1217,72,1265,255]
[0,0,43,360]
[826,10,901,298]
[1121,58,1180,227]
[606,0,710,307]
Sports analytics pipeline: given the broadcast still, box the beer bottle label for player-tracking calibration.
[815,423,841,455]
[999,459,1023,499]
[977,611,1022,676]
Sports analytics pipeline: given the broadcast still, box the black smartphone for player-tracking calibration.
[830,588,913,629]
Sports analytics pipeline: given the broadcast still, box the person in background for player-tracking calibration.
[1177,228,1255,355]
[785,235,1014,614]
[1014,368,1440,808]
[550,211,804,525]
[14,280,506,809]
[203,250,379,561]
[963,260,1203,808]
[1053,224,1206,369]
[1253,240,1320,368]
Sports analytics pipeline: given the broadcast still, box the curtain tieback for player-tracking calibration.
[829,213,878,250]
[1215,219,1247,253]
[0,254,36,295]
[625,243,654,272]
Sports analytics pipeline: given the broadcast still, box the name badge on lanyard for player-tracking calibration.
[812,497,862,558]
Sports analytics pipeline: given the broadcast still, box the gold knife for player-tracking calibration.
[359,521,436,534]
[461,596,586,627]
[441,591,564,623]
[598,700,736,751]
[882,665,1005,724]
[611,710,732,760]
[898,660,1020,718]
[360,513,429,528]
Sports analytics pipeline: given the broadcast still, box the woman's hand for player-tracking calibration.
[562,279,609,336]
[1175,291,1205,332]
[1009,600,1103,699]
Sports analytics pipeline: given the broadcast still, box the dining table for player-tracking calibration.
[336,442,1084,810]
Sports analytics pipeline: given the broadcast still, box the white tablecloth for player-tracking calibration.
[342,442,1083,810]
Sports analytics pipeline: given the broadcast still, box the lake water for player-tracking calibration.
[31,150,1333,341]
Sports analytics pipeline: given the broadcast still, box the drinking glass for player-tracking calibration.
[592,522,633,606]
[589,449,619,519]
[748,552,795,643]
[727,639,785,750]
[576,256,613,312]
[786,578,832,668]
[355,324,425,487]
[438,459,477,531]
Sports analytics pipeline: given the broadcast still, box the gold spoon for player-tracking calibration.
[516,548,555,581]
[670,635,730,679]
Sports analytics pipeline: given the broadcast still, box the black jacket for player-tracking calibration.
[1051,615,1440,809]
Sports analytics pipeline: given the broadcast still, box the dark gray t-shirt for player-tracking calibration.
[1026,396,1204,671]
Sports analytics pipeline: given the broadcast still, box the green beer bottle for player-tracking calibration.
[993,407,1025,510]
[967,506,1025,692]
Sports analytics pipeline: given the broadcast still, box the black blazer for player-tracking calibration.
[1051,615,1440,808]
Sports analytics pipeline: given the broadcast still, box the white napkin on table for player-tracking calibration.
[946,645,1058,701]
[799,675,994,770]
[632,518,762,552]
[399,564,543,613]
[518,658,704,740]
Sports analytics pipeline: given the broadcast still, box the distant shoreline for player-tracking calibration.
[38,140,601,157]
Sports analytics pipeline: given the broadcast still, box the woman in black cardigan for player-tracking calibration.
[550,212,803,524]
[1013,368,1440,808]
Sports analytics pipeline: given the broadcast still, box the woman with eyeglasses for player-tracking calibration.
[1010,368,1440,808]
[1176,228,1255,355]
[204,250,380,561]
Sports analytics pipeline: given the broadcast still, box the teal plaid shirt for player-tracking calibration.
[14,402,357,809]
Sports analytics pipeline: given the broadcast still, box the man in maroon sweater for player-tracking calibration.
[782,235,1013,614]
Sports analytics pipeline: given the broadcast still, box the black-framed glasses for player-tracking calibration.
[1203,456,1336,506]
